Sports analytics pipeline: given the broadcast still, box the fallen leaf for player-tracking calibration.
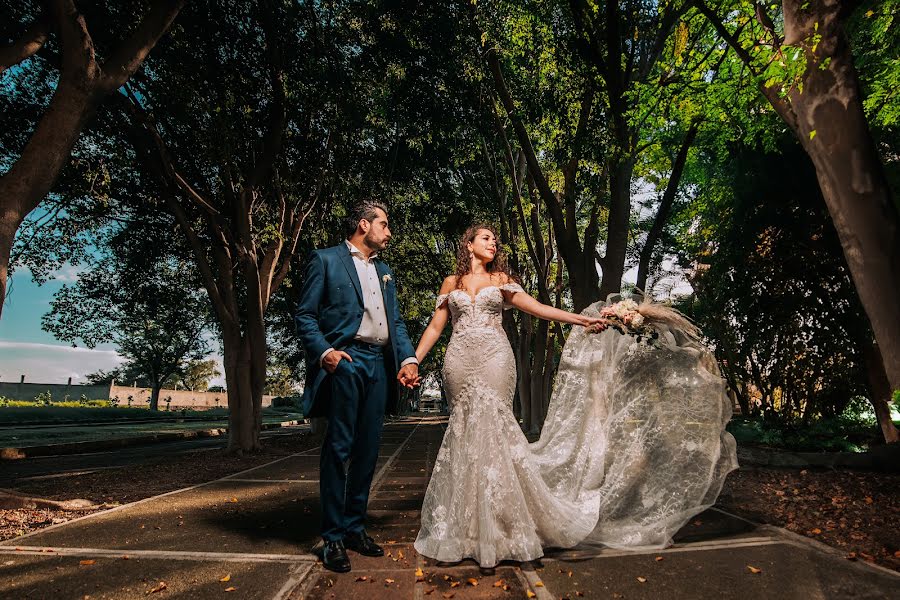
[230,498,238,503]
[527,591,537,599]
[224,587,237,592]
[450,581,460,588]
[398,550,405,559]
[894,550,900,558]
[810,528,822,535]
[655,556,664,562]
[385,578,396,585]
[846,552,858,561]
[637,576,647,583]
[122,555,130,560]
[864,497,873,505]
[535,581,544,587]
[747,566,762,574]
[415,568,425,581]
[576,592,585,597]
[355,576,368,582]
[567,570,573,577]
[493,580,505,588]
[79,560,95,566]
[147,581,167,595]
[466,578,478,586]
[443,575,450,581]
[220,574,231,582]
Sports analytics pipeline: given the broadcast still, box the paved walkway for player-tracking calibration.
[1,418,897,599]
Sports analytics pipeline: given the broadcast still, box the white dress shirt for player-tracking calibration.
[319,241,418,368]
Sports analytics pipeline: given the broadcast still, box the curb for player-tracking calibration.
[0,419,307,460]
[737,443,900,472]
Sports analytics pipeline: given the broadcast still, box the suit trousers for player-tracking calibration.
[320,341,389,541]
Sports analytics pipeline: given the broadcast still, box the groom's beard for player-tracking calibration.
[365,235,389,252]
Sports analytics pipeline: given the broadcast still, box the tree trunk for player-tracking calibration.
[864,343,900,444]
[636,123,700,292]
[598,157,636,301]
[223,329,265,455]
[0,83,94,317]
[698,0,900,392]
[529,319,549,433]
[516,316,533,430]
[149,384,161,412]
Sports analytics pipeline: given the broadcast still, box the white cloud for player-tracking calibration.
[51,264,85,283]
[0,341,123,385]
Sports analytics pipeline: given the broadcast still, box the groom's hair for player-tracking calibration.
[345,199,389,237]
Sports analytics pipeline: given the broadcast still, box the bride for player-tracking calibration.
[412,224,738,570]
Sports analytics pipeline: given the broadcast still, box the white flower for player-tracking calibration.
[382,274,392,284]
[631,313,644,327]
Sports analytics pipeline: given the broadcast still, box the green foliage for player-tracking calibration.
[681,139,873,423]
[0,397,113,408]
[727,397,879,453]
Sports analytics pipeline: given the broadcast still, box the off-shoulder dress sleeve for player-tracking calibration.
[499,283,525,310]
[435,293,450,312]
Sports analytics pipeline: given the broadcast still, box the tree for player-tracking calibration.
[695,0,900,393]
[682,137,897,441]
[170,359,221,392]
[42,227,211,411]
[0,0,183,318]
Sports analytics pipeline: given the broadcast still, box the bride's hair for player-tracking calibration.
[452,223,518,288]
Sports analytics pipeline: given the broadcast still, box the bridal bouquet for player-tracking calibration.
[592,299,659,344]
[588,298,700,346]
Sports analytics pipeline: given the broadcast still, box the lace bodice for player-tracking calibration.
[435,283,523,334]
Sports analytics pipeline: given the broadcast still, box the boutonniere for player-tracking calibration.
[382,274,392,286]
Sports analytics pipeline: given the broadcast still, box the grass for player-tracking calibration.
[0,406,304,448]
[0,404,302,425]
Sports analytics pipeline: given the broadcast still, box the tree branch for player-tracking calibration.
[0,13,51,74]
[100,0,184,93]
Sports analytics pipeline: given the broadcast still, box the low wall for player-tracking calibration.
[108,385,275,409]
[0,381,275,409]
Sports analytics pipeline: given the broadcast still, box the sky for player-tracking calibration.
[0,269,123,385]
[0,268,227,387]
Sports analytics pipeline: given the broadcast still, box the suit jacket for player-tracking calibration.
[295,243,416,417]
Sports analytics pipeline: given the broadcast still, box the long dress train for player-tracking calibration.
[413,285,738,567]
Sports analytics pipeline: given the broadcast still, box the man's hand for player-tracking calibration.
[397,363,420,388]
[322,350,352,374]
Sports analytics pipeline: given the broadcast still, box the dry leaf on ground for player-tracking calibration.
[146,581,167,595]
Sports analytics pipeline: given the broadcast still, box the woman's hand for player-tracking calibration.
[576,315,608,330]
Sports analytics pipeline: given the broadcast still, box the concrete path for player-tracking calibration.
[1,418,897,599]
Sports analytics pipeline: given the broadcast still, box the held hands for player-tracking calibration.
[322,350,352,374]
[397,363,421,389]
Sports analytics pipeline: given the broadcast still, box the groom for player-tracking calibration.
[295,200,419,573]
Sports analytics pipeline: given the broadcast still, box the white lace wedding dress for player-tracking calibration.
[413,285,738,567]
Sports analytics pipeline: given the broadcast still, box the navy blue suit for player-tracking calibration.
[295,242,416,541]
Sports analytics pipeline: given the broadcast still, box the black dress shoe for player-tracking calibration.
[343,530,384,557]
[321,540,351,573]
